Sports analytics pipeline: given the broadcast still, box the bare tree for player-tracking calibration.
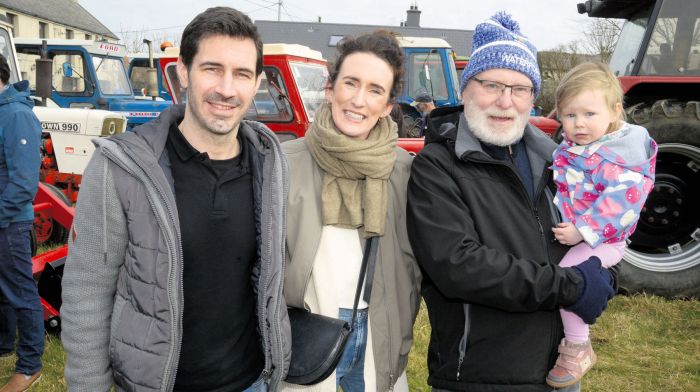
[578,18,622,63]
[534,19,621,113]
[536,41,589,114]
[118,28,146,53]
[118,28,181,53]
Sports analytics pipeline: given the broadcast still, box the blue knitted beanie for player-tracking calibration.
[460,11,541,98]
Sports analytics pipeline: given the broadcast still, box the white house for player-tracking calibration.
[0,0,117,42]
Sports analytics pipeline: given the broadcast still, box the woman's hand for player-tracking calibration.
[552,222,583,246]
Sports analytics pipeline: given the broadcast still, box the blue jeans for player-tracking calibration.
[0,294,17,354]
[242,375,267,392]
[0,222,43,374]
[336,307,368,392]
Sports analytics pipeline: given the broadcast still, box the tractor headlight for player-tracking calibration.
[101,118,126,136]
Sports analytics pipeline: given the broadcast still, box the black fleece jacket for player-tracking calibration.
[407,106,615,391]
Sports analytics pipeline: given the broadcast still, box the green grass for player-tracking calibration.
[0,334,66,391]
[2,295,698,391]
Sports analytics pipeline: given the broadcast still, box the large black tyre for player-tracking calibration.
[620,100,700,298]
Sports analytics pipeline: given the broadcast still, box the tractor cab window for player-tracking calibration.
[55,53,88,94]
[164,62,185,103]
[246,67,293,123]
[446,50,461,101]
[16,49,90,95]
[639,0,700,75]
[0,29,18,83]
[609,17,648,76]
[92,55,132,95]
[407,51,449,101]
[290,62,328,122]
[129,58,150,96]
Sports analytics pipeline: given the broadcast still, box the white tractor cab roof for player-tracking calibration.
[13,38,127,57]
[396,36,452,49]
[263,43,324,60]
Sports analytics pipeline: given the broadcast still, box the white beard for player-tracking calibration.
[464,100,529,146]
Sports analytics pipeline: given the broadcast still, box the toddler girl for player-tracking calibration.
[547,62,657,388]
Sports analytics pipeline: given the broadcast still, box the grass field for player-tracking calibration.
[1,294,698,391]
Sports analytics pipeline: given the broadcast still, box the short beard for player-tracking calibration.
[186,89,245,136]
[464,99,529,146]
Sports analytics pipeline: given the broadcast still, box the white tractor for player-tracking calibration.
[1,16,126,246]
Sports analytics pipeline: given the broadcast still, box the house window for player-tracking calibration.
[6,13,16,35]
[85,33,92,40]
[328,35,344,47]
[39,22,48,38]
[66,29,74,39]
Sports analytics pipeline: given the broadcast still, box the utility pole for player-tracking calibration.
[278,0,282,21]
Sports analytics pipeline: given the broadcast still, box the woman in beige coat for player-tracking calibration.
[281,30,421,392]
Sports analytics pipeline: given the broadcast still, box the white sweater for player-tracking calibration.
[279,226,409,391]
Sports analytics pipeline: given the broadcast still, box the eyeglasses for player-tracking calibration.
[470,77,534,99]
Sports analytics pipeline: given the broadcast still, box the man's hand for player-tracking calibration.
[566,256,615,324]
[552,222,583,246]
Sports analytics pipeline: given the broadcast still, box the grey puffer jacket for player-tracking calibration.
[61,105,291,392]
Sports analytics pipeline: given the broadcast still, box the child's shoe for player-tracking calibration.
[546,338,597,388]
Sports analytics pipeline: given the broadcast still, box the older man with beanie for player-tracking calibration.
[0,53,43,391]
[406,12,616,392]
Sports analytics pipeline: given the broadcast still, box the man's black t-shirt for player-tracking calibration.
[169,123,264,392]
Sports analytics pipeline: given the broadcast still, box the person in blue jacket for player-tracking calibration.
[0,53,43,391]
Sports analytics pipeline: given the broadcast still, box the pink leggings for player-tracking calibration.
[559,241,626,342]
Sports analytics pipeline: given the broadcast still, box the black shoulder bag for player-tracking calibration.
[285,235,379,385]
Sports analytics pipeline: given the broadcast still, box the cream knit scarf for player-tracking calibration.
[305,103,397,237]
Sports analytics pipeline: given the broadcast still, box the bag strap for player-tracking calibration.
[362,237,379,303]
[349,236,378,329]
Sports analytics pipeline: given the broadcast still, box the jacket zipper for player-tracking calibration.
[268,147,288,389]
[456,304,470,380]
[100,143,184,392]
[255,138,287,389]
[257,152,273,385]
[534,168,555,263]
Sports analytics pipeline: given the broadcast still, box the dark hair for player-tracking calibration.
[329,30,404,101]
[179,7,263,74]
[0,54,9,85]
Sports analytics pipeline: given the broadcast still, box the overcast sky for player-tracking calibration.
[79,0,592,52]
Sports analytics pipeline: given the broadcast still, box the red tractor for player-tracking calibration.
[578,0,700,297]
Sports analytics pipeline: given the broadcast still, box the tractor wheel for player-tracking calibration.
[620,100,700,298]
[33,182,70,247]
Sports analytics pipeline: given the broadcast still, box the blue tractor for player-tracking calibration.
[14,38,171,129]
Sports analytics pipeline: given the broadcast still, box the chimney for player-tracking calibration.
[406,3,421,27]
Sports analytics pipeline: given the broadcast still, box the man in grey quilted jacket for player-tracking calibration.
[61,7,290,392]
